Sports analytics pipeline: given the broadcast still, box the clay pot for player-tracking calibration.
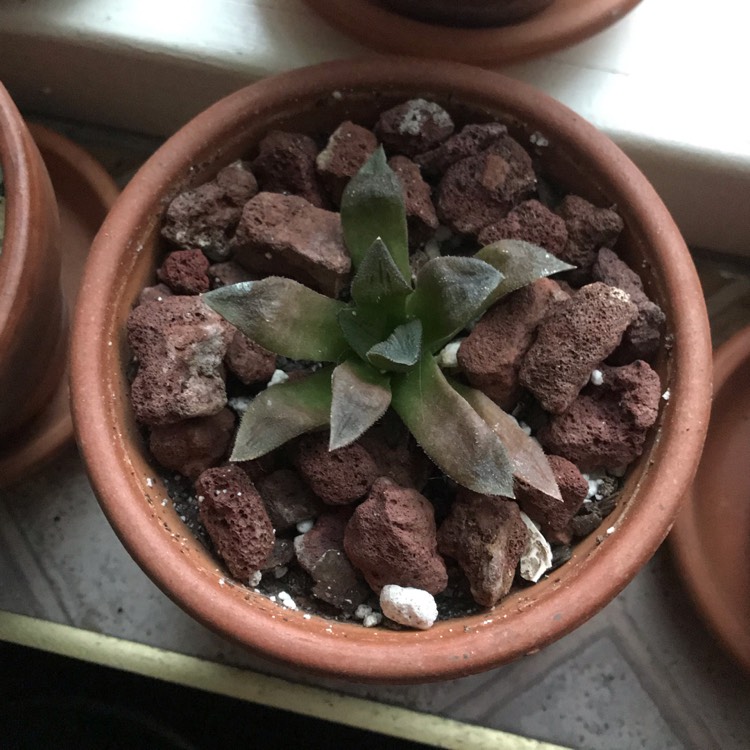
[71,59,712,682]
[379,0,553,27]
[0,84,65,444]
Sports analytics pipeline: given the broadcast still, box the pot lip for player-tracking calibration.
[671,326,750,673]
[302,0,642,66]
[71,57,712,683]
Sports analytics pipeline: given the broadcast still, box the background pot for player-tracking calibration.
[0,84,65,443]
[378,0,554,27]
[71,58,712,683]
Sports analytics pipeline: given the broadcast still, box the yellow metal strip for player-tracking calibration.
[0,611,569,750]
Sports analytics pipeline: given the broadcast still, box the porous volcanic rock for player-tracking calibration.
[438,490,528,607]
[195,465,275,581]
[415,122,508,175]
[257,469,324,532]
[231,192,350,297]
[224,330,276,385]
[344,478,448,594]
[316,121,378,204]
[478,199,568,255]
[388,155,439,246]
[127,296,233,425]
[519,282,639,414]
[374,98,454,157]
[157,249,211,295]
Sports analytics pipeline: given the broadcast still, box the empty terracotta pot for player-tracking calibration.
[378,0,553,27]
[0,84,65,444]
[71,58,712,682]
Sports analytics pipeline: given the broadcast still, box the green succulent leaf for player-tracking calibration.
[453,382,562,501]
[367,319,423,372]
[391,355,515,497]
[231,367,333,461]
[337,307,390,361]
[350,238,412,321]
[204,279,349,362]
[476,239,574,305]
[330,359,392,450]
[340,147,410,280]
[406,256,503,353]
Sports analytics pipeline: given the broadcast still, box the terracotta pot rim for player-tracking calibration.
[71,58,712,682]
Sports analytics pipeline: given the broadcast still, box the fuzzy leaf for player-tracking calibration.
[204,279,349,362]
[476,239,574,304]
[231,367,333,461]
[337,307,390,361]
[340,147,410,280]
[330,359,392,450]
[367,319,422,372]
[455,382,561,501]
[407,256,502,352]
[391,356,514,497]
[350,238,412,320]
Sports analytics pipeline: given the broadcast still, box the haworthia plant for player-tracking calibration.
[204,146,573,498]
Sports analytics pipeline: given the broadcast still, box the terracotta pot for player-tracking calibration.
[71,58,712,683]
[0,84,65,443]
[378,0,553,27]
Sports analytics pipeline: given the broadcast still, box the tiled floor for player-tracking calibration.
[1,123,750,750]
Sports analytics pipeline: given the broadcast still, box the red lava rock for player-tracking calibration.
[437,490,528,607]
[161,160,257,261]
[127,296,233,426]
[256,469,325,532]
[516,455,588,531]
[436,136,536,235]
[592,247,665,363]
[374,98,454,157]
[148,408,235,480]
[225,330,276,385]
[252,130,327,208]
[358,426,432,491]
[316,121,378,204]
[519,282,639,414]
[554,195,624,271]
[294,510,369,612]
[293,433,379,505]
[458,278,568,409]
[344,478,448,594]
[138,283,173,306]
[415,122,509,176]
[477,199,568,255]
[538,360,662,470]
[156,249,211,295]
[195,465,275,581]
[231,192,351,297]
[208,261,256,288]
[388,155,439,246]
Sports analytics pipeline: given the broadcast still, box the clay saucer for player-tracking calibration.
[0,126,118,487]
[303,0,642,66]
[671,326,750,673]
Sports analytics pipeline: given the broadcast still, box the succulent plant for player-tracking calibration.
[204,147,573,498]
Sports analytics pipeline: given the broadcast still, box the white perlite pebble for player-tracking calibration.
[278,591,298,610]
[662,388,671,401]
[268,369,289,387]
[380,585,438,630]
[530,131,550,147]
[519,511,553,583]
[248,570,262,588]
[436,340,463,369]
[296,519,314,534]
[354,604,372,620]
[363,612,383,628]
[590,369,604,386]
[228,395,253,414]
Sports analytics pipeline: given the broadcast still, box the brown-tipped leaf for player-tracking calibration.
[204,279,349,362]
[366,319,422,372]
[406,256,502,353]
[454,382,561,501]
[391,355,514,497]
[330,359,392,450]
[231,367,333,461]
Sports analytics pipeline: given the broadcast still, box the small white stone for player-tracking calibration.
[303,613,312,620]
[331,90,343,100]
[248,570,262,587]
[363,612,383,628]
[354,604,372,620]
[423,237,441,259]
[380,585,438,630]
[146,477,154,488]
[436,340,463,369]
[161,498,168,507]
[218,578,226,586]
[517,420,532,436]
[590,369,604,386]
[228,395,253,414]
[519,512,553,583]
[296,519,314,534]
[268,369,289,387]
[530,131,549,147]
[278,591,298,610]
[662,388,671,401]
[606,526,616,535]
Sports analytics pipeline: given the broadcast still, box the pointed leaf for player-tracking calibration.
[204,279,349,362]
[454,382,561,501]
[337,307,390,361]
[367,319,422,372]
[391,356,514,497]
[350,238,412,320]
[231,367,333,461]
[330,359,392,450]
[406,256,502,352]
[340,147,410,280]
[476,239,574,305]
